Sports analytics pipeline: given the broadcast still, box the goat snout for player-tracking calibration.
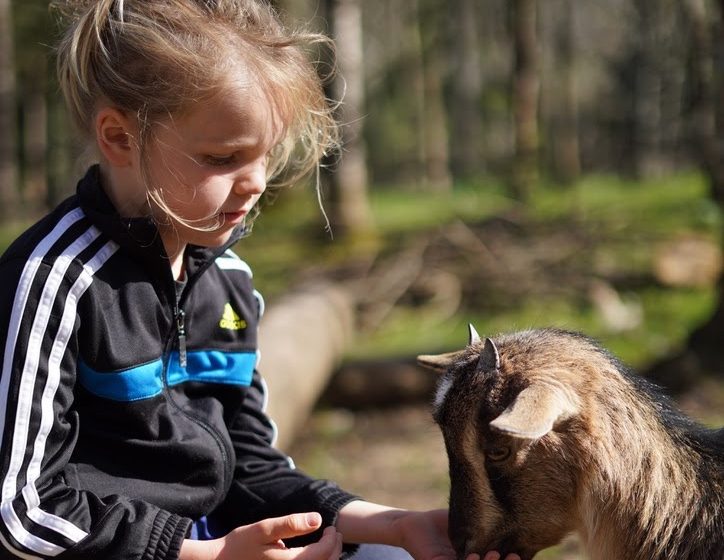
[447,523,471,558]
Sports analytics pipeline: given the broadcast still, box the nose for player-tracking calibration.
[448,518,470,558]
[233,167,266,197]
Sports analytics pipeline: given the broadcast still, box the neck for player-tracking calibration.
[578,388,710,560]
[159,230,186,281]
[98,161,149,218]
[99,163,187,281]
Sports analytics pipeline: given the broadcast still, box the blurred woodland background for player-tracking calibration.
[1,1,723,558]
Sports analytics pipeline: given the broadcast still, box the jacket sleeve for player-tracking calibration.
[218,367,360,546]
[0,255,191,560]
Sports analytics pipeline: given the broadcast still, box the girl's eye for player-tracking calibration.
[204,155,235,167]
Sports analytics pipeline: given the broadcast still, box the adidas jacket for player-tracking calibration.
[0,166,358,559]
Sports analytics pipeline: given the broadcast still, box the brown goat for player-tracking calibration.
[418,327,723,560]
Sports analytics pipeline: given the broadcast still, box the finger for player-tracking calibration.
[465,555,481,560]
[327,530,343,560]
[255,512,323,542]
[482,553,501,560]
[504,556,521,560]
[291,526,340,560]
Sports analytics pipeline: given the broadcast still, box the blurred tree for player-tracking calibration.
[272,0,375,238]
[447,0,483,181]
[0,0,716,230]
[14,0,54,214]
[682,0,724,198]
[416,0,451,191]
[645,0,724,391]
[325,0,374,237]
[510,0,540,201]
[0,0,19,218]
[544,0,580,184]
[361,0,454,188]
[630,0,687,177]
[46,87,74,209]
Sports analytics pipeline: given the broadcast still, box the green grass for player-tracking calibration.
[342,172,722,367]
[368,179,512,234]
[345,285,716,369]
[534,172,719,232]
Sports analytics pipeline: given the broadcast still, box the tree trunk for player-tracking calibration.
[510,0,540,201]
[551,0,580,184]
[0,0,19,218]
[448,0,483,181]
[327,0,374,238]
[258,285,356,450]
[46,87,74,208]
[418,0,452,192]
[21,89,48,214]
[682,0,724,201]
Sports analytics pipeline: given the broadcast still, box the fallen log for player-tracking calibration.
[257,283,356,450]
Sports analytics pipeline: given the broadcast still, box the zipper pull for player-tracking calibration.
[175,307,187,368]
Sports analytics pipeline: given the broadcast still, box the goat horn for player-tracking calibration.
[476,337,500,372]
[468,324,481,345]
[489,382,579,440]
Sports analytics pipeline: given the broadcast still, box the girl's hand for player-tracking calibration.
[392,509,521,560]
[179,512,343,560]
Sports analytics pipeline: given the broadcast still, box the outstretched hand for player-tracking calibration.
[179,512,343,560]
[392,509,521,560]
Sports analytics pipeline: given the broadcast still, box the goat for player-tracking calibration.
[418,327,723,560]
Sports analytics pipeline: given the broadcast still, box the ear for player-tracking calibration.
[489,382,579,440]
[416,350,464,374]
[95,107,137,167]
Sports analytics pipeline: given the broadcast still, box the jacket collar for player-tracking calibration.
[76,165,249,294]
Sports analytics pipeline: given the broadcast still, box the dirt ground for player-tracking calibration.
[287,378,724,559]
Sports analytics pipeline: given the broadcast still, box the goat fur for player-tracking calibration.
[419,328,723,560]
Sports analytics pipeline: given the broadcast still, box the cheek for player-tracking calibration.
[508,457,579,542]
[183,176,231,211]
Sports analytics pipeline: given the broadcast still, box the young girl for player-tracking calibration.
[0,2,518,560]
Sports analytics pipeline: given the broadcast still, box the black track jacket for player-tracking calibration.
[0,166,358,559]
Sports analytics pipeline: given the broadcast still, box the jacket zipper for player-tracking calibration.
[163,259,236,504]
[175,306,187,368]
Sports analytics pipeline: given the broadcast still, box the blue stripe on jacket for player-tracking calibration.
[77,350,256,401]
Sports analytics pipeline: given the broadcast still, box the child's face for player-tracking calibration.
[145,82,280,251]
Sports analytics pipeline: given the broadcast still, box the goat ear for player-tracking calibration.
[416,351,464,374]
[489,383,579,440]
[476,337,500,372]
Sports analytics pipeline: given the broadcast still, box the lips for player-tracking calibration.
[220,210,247,224]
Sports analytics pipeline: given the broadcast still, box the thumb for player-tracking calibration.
[257,512,323,542]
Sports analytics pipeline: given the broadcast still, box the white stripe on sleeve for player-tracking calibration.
[0,210,117,556]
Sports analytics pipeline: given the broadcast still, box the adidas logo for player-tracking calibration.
[219,303,247,330]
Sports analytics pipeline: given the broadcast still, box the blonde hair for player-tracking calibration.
[53,0,338,228]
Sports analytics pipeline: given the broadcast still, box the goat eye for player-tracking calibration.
[485,447,510,462]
